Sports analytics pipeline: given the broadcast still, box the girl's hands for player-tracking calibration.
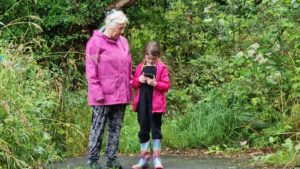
[146,76,157,87]
[139,74,157,86]
[138,74,147,83]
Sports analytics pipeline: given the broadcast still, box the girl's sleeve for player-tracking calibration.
[85,38,104,101]
[124,37,133,89]
[132,64,141,89]
[128,51,133,100]
[155,66,171,92]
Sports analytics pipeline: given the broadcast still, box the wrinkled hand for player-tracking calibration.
[146,77,157,87]
[138,74,147,83]
[97,98,104,103]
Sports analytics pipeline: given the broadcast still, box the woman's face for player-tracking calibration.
[145,54,158,66]
[109,23,126,39]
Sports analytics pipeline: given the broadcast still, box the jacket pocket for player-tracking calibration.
[153,92,164,110]
[101,78,116,95]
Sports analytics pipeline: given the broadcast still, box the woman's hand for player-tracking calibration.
[97,98,104,103]
[138,74,147,83]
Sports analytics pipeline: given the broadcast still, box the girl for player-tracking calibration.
[132,41,171,169]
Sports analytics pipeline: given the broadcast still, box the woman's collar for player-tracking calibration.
[98,31,119,44]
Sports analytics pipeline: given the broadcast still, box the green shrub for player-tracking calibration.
[0,42,90,168]
[0,43,60,168]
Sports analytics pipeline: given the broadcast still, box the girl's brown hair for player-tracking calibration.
[143,41,160,57]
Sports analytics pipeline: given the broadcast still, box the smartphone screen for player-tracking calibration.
[144,73,154,79]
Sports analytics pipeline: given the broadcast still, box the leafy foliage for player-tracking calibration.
[0,0,300,168]
[0,43,60,168]
[127,0,300,166]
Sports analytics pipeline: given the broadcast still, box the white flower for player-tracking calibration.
[258,58,268,64]
[236,51,244,58]
[273,71,281,78]
[218,19,225,25]
[204,7,210,13]
[274,44,281,52]
[203,18,212,23]
[247,50,256,57]
[254,53,264,61]
[254,53,269,64]
[266,71,281,84]
[265,52,272,57]
[204,4,214,13]
[266,75,277,84]
[250,43,260,50]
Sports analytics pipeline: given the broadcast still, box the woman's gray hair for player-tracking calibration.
[105,9,128,29]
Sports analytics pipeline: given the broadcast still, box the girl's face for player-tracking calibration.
[145,54,158,66]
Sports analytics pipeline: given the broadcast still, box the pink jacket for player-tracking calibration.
[132,60,171,113]
[86,30,132,106]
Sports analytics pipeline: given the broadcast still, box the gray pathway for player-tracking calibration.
[46,155,262,169]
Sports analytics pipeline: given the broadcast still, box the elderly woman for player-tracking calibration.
[85,10,131,169]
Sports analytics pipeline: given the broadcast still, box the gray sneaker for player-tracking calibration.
[87,160,102,169]
[106,159,123,169]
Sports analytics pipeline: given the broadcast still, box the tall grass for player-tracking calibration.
[162,90,246,149]
[0,43,60,168]
[0,42,91,168]
[118,109,140,153]
[121,89,254,151]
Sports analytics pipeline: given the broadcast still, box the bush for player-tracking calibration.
[0,43,60,168]
[0,42,90,168]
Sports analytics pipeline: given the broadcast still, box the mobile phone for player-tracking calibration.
[144,73,154,79]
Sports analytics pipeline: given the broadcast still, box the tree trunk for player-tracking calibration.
[107,0,137,10]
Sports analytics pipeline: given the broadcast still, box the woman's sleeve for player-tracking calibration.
[85,38,104,101]
[155,66,171,92]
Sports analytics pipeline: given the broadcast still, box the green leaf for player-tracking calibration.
[295,143,300,152]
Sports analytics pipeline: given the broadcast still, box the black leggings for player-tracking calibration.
[137,86,162,143]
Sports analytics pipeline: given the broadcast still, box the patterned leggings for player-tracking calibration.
[87,104,125,161]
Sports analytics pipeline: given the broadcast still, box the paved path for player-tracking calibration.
[46,155,262,169]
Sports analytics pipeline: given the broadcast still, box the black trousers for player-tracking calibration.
[137,85,162,143]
